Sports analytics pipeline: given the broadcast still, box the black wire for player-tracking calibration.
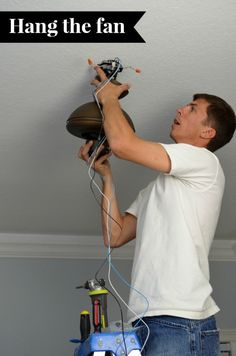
[89,175,122,230]
[102,285,128,356]
[87,121,122,279]
[88,161,129,356]
[89,171,124,280]
[88,59,129,355]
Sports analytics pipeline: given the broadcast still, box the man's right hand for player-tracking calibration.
[78,140,112,179]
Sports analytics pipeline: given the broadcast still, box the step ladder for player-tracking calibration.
[74,330,142,356]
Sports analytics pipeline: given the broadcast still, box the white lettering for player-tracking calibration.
[114,22,124,34]
[47,20,58,37]
[96,17,105,33]
[9,18,58,37]
[62,18,91,33]
[10,18,24,33]
[96,17,125,34]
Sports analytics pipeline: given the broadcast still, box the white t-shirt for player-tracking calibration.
[126,143,225,323]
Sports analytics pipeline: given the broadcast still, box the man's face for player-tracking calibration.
[170,98,210,145]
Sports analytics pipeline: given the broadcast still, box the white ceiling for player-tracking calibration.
[0,0,235,241]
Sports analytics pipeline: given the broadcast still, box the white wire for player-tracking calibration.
[87,161,150,353]
[104,184,149,353]
[87,59,150,353]
[93,57,122,123]
[88,163,151,354]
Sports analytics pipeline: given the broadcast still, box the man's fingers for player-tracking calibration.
[78,141,94,161]
[120,83,131,91]
[94,65,107,81]
[90,79,101,87]
[95,151,112,165]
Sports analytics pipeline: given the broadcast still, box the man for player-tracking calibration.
[79,65,236,355]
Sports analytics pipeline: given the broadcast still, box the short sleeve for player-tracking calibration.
[126,181,154,217]
[160,143,220,190]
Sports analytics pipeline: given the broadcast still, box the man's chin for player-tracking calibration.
[170,132,177,143]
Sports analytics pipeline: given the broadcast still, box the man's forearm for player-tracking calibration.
[101,175,124,247]
[102,98,135,153]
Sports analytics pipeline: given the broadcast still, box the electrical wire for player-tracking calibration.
[104,185,150,354]
[87,150,128,355]
[103,285,128,356]
[91,59,150,351]
[87,59,150,353]
[88,166,150,353]
[87,58,124,279]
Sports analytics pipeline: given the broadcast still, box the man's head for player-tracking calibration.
[170,93,236,152]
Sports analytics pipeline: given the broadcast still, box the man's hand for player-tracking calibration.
[91,65,130,105]
[78,140,112,179]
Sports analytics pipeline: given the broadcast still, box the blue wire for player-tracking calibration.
[108,259,150,322]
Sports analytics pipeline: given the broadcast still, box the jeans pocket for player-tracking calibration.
[201,329,220,356]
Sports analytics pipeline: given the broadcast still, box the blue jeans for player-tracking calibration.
[133,315,220,356]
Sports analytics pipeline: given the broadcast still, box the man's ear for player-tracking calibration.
[201,127,216,139]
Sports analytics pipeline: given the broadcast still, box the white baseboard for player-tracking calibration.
[0,233,235,261]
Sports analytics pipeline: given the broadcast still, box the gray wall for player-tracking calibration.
[0,258,235,356]
[211,261,236,329]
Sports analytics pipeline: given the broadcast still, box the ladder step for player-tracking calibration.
[74,331,142,356]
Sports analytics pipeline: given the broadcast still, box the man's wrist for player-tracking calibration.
[100,96,119,107]
[100,174,113,184]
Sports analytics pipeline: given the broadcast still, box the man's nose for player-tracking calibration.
[176,107,183,116]
[177,104,187,115]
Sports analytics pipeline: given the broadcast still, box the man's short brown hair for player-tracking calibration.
[193,93,236,152]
